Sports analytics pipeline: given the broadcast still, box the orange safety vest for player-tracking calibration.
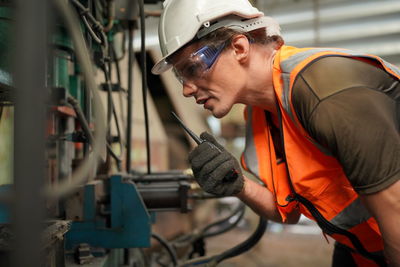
[241,46,400,266]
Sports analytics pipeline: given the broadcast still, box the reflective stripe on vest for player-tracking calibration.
[243,107,260,179]
[331,197,372,230]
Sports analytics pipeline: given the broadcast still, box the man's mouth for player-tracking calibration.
[196,98,208,105]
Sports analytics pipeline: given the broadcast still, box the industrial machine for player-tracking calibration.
[0,0,267,266]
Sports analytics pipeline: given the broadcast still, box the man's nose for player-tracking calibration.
[182,82,198,97]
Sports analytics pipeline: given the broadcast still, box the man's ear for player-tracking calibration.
[230,34,250,64]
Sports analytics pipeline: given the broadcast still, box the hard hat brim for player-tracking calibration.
[152,57,172,75]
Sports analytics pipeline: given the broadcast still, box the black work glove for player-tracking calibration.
[188,132,244,196]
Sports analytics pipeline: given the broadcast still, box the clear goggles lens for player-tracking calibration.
[171,43,226,84]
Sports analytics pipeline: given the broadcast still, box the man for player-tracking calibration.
[151,0,400,266]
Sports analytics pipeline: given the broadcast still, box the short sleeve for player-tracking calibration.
[292,56,400,194]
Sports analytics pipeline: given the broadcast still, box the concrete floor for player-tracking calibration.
[206,220,334,267]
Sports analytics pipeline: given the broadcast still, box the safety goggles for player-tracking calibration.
[171,43,227,84]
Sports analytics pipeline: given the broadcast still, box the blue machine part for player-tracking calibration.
[0,185,12,223]
[65,175,151,249]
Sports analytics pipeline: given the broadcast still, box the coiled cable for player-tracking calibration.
[48,0,106,199]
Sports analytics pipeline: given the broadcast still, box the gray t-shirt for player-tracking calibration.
[291,56,400,194]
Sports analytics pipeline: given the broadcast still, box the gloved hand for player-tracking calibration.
[188,132,244,196]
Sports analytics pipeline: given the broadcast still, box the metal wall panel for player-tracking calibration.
[257,0,400,65]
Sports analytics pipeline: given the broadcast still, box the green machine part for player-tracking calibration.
[0,5,13,88]
[53,25,83,106]
[0,4,13,186]
[0,4,86,110]
[53,19,102,112]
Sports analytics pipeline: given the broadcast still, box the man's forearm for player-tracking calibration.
[236,176,300,224]
[361,180,400,266]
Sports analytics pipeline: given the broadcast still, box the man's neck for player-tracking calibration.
[241,46,278,116]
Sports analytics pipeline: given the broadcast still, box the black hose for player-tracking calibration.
[152,233,178,267]
[102,65,113,127]
[111,104,123,158]
[67,96,94,144]
[173,202,245,248]
[138,0,151,174]
[202,204,246,239]
[0,106,3,126]
[215,216,267,263]
[178,216,268,267]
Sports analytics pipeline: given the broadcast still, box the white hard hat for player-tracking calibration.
[151,0,280,75]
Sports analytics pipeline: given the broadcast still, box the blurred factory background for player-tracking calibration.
[0,0,398,266]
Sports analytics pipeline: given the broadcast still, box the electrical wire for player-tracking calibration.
[152,233,178,267]
[71,0,109,53]
[126,21,134,173]
[67,95,94,144]
[102,57,123,170]
[138,0,151,174]
[103,66,113,129]
[81,15,102,44]
[71,0,101,44]
[111,44,127,144]
[49,0,106,199]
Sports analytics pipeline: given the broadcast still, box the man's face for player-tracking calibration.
[171,41,246,118]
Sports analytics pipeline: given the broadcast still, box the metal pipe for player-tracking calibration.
[13,0,47,265]
[126,172,194,183]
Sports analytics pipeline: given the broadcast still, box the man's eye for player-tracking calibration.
[183,63,201,78]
